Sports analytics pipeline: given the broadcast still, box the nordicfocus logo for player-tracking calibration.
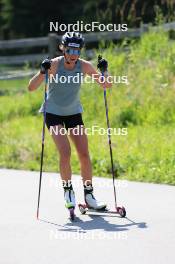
[49,125,128,136]
[50,21,128,32]
[49,73,129,85]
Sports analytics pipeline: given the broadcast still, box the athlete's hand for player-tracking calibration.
[97,55,108,73]
[40,58,51,74]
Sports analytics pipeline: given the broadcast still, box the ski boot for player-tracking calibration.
[78,184,107,214]
[63,183,76,220]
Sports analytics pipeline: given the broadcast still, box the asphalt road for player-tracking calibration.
[0,169,174,264]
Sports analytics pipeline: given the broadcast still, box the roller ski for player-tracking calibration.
[78,203,126,217]
[78,184,126,217]
[79,184,121,216]
[64,188,76,221]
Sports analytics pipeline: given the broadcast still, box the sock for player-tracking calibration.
[84,183,93,195]
[62,180,73,191]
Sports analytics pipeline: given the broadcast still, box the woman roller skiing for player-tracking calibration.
[28,32,111,218]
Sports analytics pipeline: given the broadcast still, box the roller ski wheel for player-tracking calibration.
[116,206,126,218]
[69,207,75,221]
[78,204,87,214]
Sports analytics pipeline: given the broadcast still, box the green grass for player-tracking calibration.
[1,29,175,184]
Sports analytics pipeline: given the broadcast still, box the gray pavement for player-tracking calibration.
[0,168,174,264]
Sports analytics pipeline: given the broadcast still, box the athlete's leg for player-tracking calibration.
[69,126,92,185]
[51,125,72,182]
[50,125,76,208]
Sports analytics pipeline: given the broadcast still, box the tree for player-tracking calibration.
[0,0,175,39]
[1,0,86,38]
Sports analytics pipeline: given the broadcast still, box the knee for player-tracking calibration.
[79,151,90,161]
[59,147,71,161]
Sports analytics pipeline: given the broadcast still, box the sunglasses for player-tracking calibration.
[65,49,81,55]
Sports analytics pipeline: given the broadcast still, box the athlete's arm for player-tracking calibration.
[28,58,59,91]
[82,60,112,88]
[28,71,45,92]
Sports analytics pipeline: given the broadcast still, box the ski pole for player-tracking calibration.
[36,70,49,219]
[99,57,118,209]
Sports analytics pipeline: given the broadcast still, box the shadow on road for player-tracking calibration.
[39,215,147,234]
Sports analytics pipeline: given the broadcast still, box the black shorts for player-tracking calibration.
[45,112,84,130]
